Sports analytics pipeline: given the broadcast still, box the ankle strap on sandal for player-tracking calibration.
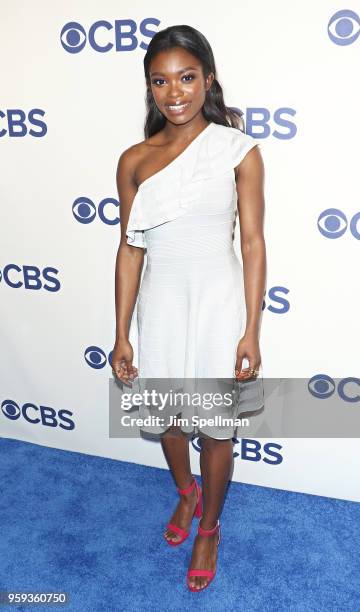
[198,519,220,537]
[177,477,196,495]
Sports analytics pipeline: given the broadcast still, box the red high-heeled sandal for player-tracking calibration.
[186,519,221,592]
[164,476,203,547]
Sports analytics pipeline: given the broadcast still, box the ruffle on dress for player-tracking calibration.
[125,122,259,249]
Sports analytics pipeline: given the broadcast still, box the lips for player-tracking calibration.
[165,102,191,114]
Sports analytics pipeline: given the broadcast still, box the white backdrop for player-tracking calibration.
[1,1,359,502]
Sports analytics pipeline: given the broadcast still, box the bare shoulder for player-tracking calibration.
[235,142,264,181]
[116,142,143,188]
[116,132,161,188]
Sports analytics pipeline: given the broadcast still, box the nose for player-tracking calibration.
[167,79,184,99]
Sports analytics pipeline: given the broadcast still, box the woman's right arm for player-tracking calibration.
[112,147,144,382]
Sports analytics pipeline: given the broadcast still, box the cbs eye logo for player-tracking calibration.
[317,209,360,240]
[2,400,21,420]
[0,265,60,291]
[328,10,360,45]
[85,346,113,369]
[308,375,360,403]
[1,399,75,429]
[60,18,158,54]
[191,436,283,464]
[72,197,119,225]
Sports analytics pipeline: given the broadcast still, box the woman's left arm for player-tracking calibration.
[234,144,267,380]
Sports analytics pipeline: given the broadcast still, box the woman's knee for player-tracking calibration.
[199,434,232,449]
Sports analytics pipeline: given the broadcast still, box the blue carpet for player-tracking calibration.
[0,437,359,611]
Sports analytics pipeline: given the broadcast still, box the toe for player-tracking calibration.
[165,529,179,543]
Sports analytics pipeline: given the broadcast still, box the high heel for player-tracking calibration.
[164,476,203,547]
[186,519,221,592]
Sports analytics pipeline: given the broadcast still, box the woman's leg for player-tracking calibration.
[187,435,234,590]
[161,424,199,544]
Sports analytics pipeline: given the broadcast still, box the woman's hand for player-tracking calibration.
[235,332,261,380]
[111,339,138,385]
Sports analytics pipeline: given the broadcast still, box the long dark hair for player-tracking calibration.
[143,25,245,138]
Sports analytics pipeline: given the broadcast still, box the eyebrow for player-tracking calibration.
[150,65,199,77]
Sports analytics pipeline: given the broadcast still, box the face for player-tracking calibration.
[148,46,214,124]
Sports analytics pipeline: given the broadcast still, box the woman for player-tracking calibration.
[112,25,266,592]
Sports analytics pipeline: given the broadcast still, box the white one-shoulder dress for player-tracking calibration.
[125,121,265,439]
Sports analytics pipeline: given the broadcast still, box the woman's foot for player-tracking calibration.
[164,481,199,544]
[187,520,219,590]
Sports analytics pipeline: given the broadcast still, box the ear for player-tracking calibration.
[205,72,215,91]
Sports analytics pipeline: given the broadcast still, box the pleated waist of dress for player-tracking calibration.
[143,210,239,263]
[144,247,240,270]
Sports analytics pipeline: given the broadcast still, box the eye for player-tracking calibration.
[182,73,195,81]
[1,400,21,420]
[327,9,360,46]
[60,22,87,53]
[84,346,107,369]
[72,197,96,224]
[317,208,347,239]
[151,73,196,86]
[308,375,335,399]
